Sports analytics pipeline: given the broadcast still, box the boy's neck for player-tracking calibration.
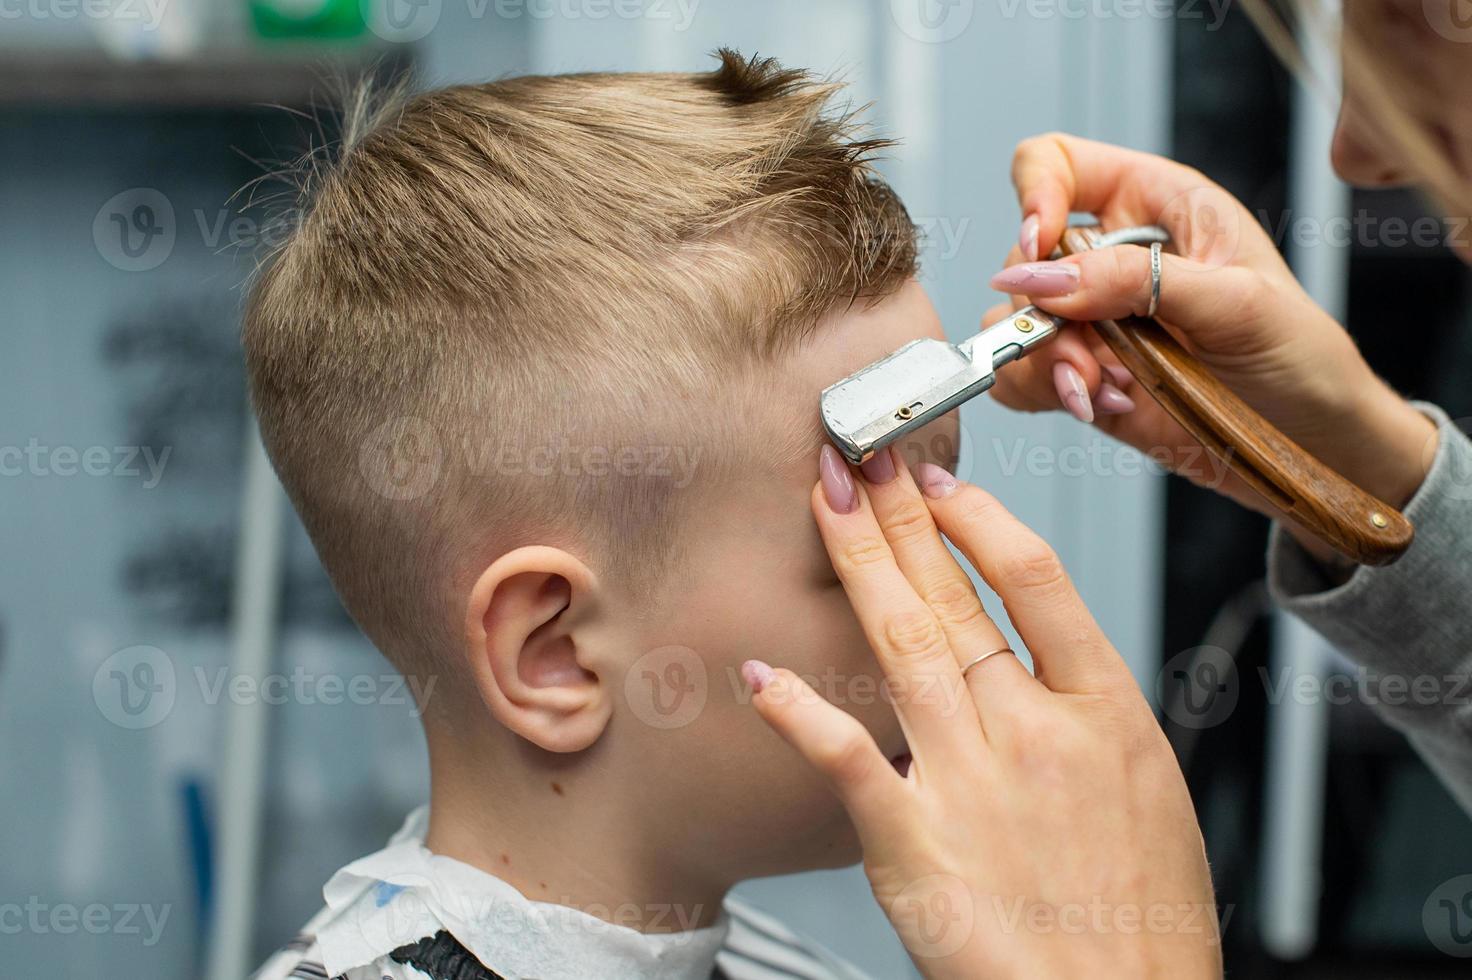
[422,730,729,934]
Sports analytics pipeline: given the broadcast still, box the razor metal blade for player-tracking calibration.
[820,305,1066,464]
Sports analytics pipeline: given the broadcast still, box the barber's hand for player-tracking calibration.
[745,446,1221,980]
[986,132,1435,536]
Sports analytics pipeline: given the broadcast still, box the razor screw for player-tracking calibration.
[896,406,914,421]
[1370,511,1388,529]
[1016,317,1034,333]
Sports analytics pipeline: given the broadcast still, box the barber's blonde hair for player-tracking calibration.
[1240,0,1471,213]
[243,50,918,671]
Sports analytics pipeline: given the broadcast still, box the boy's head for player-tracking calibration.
[245,51,957,886]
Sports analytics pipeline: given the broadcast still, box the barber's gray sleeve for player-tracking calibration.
[1266,402,1472,815]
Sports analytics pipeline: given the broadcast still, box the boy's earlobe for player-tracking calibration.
[464,546,612,753]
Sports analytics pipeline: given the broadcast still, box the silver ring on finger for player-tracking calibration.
[1146,241,1162,318]
[961,647,1015,678]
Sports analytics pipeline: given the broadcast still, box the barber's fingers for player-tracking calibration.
[989,325,1125,422]
[914,471,1130,696]
[856,448,1042,718]
[992,246,1281,362]
[748,665,907,840]
[1009,132,1210,261]
[987,247,1134,423]
[810,456,986,762]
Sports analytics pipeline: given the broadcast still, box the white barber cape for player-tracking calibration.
[252,807,877,980]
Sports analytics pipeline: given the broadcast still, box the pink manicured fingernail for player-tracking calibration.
[1053,362,1094,424]
[1095,382,1136,415]
[1020,213,1040,262]
[819,444,858,514]
[1104,363,1133,390]
[859,446,897,484]
[741,659,776,694]
[989,261,1079,297]
[915,463,959,499]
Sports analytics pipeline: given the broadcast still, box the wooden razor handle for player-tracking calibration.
[1057,226,1413,567]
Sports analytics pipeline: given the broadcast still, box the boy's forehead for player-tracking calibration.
[813,279,946,383]
[776,279,947,465]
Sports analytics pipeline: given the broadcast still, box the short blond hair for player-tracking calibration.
[243,50,918,668]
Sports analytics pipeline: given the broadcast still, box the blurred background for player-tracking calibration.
[2,0,1470,977]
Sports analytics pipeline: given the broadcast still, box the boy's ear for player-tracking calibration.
[464,546,612,753]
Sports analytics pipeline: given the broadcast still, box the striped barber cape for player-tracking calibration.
[252,807,877,980]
